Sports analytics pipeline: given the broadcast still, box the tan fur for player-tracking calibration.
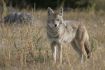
[47,7,91,63]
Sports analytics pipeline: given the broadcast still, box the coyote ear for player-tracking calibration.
[48,7,54,16]
[59,8,63,16]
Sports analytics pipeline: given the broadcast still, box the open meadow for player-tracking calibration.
[0,10,105,70]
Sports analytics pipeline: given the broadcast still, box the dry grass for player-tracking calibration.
[0,10,105,70]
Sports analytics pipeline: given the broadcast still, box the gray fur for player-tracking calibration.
[47,7,91,63]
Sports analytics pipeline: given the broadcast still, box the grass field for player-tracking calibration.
[0,10,105,70]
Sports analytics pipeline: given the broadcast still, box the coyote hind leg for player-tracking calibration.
[84,40,91,58]
[80,41,88,63]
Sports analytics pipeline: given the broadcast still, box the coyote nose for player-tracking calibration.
[55,24,57,27]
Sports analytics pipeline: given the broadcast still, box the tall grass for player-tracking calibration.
[0,9,105,70]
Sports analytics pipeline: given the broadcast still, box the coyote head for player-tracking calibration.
[47,7,64,29]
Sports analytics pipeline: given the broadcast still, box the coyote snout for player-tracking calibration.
[47,7,91,63]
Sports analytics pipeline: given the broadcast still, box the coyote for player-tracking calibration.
[47,7,91,63]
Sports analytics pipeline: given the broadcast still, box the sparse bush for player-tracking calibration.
[4,12,33,24]
[91,38,98,51]
[2,0,8,17]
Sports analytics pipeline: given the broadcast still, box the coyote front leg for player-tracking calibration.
[51,43,57,63]
[51,42,62,63]
[58,44,62,63]
[60,45,62,63]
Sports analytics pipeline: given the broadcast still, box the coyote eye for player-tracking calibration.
[56,19,59,21]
